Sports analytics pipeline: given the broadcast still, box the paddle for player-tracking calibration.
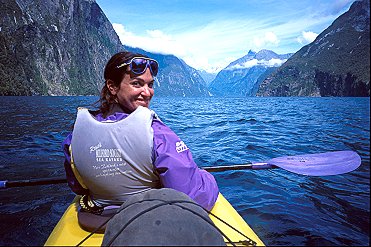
[204,150,361,176]
[0,151,361,189]
[0,177,67,189]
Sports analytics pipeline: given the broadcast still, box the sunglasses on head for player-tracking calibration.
[116,57,159,77]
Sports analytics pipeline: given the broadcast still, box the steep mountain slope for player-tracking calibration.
[0,0,122,95]
[0,0,210,97]
[257,0,370,97]
[124,46,209,97]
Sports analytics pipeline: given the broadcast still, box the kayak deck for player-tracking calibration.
[45,193,264,246]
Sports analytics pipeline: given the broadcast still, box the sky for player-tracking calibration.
[95,0,356,73]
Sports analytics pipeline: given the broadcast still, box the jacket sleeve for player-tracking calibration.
[152,119,219,211]
[62,133,89,195]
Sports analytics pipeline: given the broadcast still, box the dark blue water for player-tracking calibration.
[0,96,369,246]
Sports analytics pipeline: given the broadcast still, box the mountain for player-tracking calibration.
[257,0,370,97]
[0,0,122,96]
[197,70,217,86]
[208,50,292,96]
[0,0,210,97]
[124,46,209,97]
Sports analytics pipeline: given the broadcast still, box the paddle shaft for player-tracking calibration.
[0,163,276,189]
[0,150,361,188]
[0,177,67,189]
[203,162,276,172]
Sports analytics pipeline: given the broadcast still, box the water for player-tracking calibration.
[0,96,369,246]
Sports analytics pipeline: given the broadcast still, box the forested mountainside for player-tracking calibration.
[0,0,122,95]
[0,0,208,97]
[124,46,209,97]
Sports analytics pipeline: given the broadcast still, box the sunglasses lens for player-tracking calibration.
[149,60,159,76]
[131,58,148,74]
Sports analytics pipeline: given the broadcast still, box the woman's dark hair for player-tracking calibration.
[98,51,148,115]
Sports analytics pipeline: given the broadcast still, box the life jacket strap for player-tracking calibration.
[79,195,104,215]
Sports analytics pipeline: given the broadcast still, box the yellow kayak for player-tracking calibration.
[45,193,265,246]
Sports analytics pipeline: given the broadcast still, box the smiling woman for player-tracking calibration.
[104,55,157,113]
[61,51,220,235]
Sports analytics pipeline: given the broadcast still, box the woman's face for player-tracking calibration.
[108,68,155,113]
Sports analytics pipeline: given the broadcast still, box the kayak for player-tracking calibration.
[45,193,265,246]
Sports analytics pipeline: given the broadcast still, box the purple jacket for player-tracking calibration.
[62,109,219,210]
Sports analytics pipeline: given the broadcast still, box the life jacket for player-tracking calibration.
[70,106,160,207]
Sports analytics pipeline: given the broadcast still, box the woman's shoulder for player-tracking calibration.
[152,118,182,146]
[152,118,172,132]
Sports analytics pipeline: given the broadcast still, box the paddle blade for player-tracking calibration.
[267,151,362,176]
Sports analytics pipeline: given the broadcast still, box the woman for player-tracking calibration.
[62,51,219,215]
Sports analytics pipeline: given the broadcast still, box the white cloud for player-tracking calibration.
[227,58,287,70]
[114,21,252,73]
[113,21,289,73]
[228,59,258,70]
[112,15,321,73]
[253,32,280,48]
[112,23,187,57]
[266,58,287,67]
[296,31,318,45]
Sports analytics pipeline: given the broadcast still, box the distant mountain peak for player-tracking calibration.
[255,49,278,60]
[247,49,257,56]
[225,49,291,71]
[208,49,293,97]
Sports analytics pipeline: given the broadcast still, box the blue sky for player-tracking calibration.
[95,0,356,73]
